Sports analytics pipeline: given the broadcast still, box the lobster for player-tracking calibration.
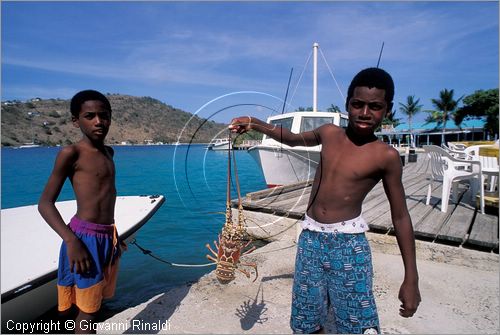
[206,133,258,284]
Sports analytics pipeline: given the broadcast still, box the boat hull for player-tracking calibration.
[1,278,57,326]
[248,145,320,187]
[1,195,165,326]
[209,142,232,151]
[207,138,232,151]
[208,142,232,151]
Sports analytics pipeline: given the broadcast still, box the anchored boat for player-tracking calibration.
[1,195,165,325]
[248,43,348,187]
[207,138,232,151]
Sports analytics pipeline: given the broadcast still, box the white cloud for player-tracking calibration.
[2,1,497,116]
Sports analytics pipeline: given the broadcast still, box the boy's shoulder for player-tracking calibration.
[59,143,79,157]
[372,140,403,167]
[105,145,114,156]
[317,123,343,136]
[372,139,400,155]
[53,144,80,168]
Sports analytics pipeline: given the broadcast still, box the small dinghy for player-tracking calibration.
[1,195,165,324]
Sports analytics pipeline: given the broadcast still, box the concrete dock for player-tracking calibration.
[97,153,499,334]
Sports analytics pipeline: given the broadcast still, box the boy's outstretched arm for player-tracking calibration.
[382,148,421,318]
[38,146,92,274]
[229,116,321,147]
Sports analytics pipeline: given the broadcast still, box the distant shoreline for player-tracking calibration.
[1,143,212,149]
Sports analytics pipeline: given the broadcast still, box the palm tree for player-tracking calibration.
[327,104,342,113]
[399,95,422,147]
[382,109,400,126]
[424,110,444,125]
[431,89,463,145]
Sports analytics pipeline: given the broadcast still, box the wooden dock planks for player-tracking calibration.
[436,189,476,244]
[468,213,499,250]
[236,153,499,252]
[369,182,430,232]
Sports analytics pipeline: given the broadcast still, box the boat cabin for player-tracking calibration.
[262,111,349,143]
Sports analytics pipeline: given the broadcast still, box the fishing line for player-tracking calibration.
[246,218,299,241]
[175,102,280,210]
[172,91,283,209]
[249,243,296,256]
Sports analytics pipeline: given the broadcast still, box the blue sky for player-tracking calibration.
[2,1,498,123]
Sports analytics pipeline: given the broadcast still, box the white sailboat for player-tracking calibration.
[248,43,348,187]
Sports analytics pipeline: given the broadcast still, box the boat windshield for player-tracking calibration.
[270,117,293,131]
[339,117,349,128]
[300,117,335,132]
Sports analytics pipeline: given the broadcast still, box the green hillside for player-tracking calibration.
[1,94,227,147]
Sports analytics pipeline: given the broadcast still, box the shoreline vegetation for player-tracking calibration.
[1,95,227,147]
[3,142,213,148]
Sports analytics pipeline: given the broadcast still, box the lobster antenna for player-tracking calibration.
[232,136,243,202]
[227,130,232,203]
[281,67,294,114]
[376,41,385,68]
[225,129,232,230]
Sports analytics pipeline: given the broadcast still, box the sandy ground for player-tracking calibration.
[97,215,499,334]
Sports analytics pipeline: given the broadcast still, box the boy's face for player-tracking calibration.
[347,86,389,136]
[72,100,111,142]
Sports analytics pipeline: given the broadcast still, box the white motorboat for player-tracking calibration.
[1,195,165,325]
[18,143,41,149]
[248,111,348,187]
[207,138,232,151]
[248,43,348,187]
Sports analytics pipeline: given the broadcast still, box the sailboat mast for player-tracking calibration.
[313,42,319,112]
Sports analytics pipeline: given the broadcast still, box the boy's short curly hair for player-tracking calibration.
[70,90,112,118]
[345,68,394,111]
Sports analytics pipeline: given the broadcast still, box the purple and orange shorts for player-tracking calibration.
[57,216,120,314]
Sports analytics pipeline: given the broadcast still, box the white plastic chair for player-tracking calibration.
[441,143,467,159]
[463,144,490,159]
[465,145,499,192]
[423,145,484,214]
[448,142,467,151]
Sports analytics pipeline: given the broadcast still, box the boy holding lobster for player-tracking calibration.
[229,68,420,334]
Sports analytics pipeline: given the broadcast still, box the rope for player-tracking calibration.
[131,134,300,269]
[130,239,216,268]
[318,47,345,103]
[288,50,312,109]
[130,237,297,267]
[247,218,298,241]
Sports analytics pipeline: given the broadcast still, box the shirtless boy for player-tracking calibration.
[38,90,119,333]
[229,68,421,334]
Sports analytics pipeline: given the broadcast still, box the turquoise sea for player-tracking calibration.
[1,144,266,311]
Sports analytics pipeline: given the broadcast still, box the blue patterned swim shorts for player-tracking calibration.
[290,229,379,334]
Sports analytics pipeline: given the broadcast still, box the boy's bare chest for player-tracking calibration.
[322,144,382,180]
[75,151,115,179]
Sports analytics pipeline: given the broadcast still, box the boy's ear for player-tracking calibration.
[72,116,80,128]
[382,103,393,120]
